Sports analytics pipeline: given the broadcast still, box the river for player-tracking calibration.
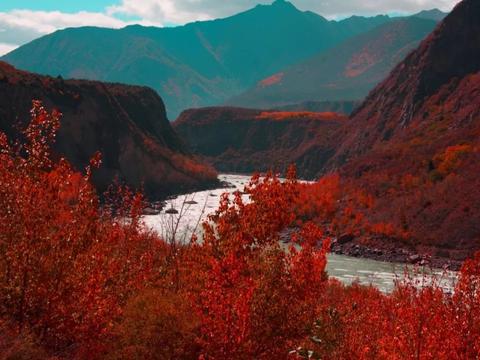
[143,174,457,293]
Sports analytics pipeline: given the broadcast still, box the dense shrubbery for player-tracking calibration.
[0,102,166,355]
[0,103,479,359]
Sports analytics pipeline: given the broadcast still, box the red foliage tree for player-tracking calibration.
[0,101,164,356]
[189,169,330,358]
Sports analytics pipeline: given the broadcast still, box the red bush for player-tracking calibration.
[0,101,165,356]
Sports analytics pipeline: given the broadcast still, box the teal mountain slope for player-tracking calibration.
[227,17,438,109]
[2,1,392,118]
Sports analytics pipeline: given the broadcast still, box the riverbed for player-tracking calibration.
[143,174,457,293]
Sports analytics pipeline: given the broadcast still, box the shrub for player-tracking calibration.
[0,101,165,357]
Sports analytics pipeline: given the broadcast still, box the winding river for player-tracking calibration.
[143,174,457,293]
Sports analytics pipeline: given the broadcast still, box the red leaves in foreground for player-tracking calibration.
[0,101,164,353]
[194,170,329,358]
[0,102,479,359]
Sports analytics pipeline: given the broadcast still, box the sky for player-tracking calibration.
[0,0,460,56]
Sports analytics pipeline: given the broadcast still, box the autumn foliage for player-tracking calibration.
[0,101,165,354]
[0,102,479,359]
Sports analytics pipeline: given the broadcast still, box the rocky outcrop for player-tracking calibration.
[0,61,218,199]
[174,107,346,178]
[324,0,480,257]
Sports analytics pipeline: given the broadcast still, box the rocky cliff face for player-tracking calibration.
[0,62,218,199]
[324,0,480,258]
[273,100,361,115]
[331,0,480,165]
[174,107,346,178]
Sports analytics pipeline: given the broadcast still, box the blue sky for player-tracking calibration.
[0,0,460,56]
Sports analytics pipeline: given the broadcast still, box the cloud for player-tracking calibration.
[107,0,213,25]
[0,42,17,56]
[0,9,147,51]
[295,0,460,18]
[108,0,461,24]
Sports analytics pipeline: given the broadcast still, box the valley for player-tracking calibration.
[0,0,479,358]
[144,173,458,292]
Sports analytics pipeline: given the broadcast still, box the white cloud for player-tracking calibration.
[107,0,213,25]
[0,9,156,52]
[108,0,461,24]
[0,10,131,34]
[0,42,17,56]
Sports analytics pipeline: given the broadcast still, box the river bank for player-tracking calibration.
[330,239,464,272]
[142,174,458,292]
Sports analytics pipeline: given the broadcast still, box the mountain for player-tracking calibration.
[1,1,392,119]
[324,0,480,259]
[173,107,345,176]
[413,9,448,21]
[228,17,437,109]
[0,61,218,199]
[331,0,479,167]
[173,0,480,261]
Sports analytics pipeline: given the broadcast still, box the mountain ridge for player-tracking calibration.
[322,0,480,258]
[413,8,448,21]
[173,107,346,177]
[0,61,218,199]
[2,1,394,118]
[227,16,438,109]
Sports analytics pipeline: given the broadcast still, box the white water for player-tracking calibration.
[143,174,457,293]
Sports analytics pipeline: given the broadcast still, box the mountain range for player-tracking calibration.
[2,1,404,119]
[228,16,438,109]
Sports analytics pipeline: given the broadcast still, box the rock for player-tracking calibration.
[143,207,160,215]
[0,62,219,200]
[419,259,430,266]
[184,200,198,205]
[338,233,355,244]
[152,201,166,210]
[220,181,236,189]
[165,208,179,214]
[408,254,421,264]
[173,107,344,177]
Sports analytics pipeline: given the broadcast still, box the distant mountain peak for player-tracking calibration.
[254,0,299,12]
[413,8,448,21]
[272,0,293,6]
